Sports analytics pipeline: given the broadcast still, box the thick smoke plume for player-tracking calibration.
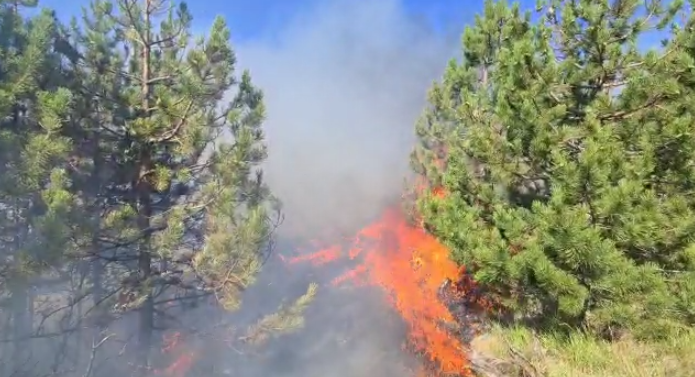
[230,1,462,377]
[235,0,459,239]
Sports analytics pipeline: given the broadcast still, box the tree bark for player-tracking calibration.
[136,0,155,374]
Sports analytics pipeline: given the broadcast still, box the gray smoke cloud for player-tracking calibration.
[235,0,459,239]
[225,1,462,377]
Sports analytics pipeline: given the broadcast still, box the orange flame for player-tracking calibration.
[284,203,475,376]
[159,144,471,376]
[156,332,196,377]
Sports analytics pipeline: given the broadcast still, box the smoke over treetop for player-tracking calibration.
[233,0,460,238]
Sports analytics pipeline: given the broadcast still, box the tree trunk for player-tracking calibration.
[136,1,155,374]
[10,209,33,376]
[10,283,32,376]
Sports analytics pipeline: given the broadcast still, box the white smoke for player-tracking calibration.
[234,0,460,238]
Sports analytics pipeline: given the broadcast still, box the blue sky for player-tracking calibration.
[31,0,668,50]
[35,0,538,42]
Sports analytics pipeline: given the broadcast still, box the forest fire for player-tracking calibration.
[155,170,489,377]
[281,202,487,377]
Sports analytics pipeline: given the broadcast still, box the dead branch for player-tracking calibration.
[81,333,113,377]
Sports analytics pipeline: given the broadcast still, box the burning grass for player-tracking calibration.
[155,175,491,377]
[281,205,491,377]
[155,201,695,377]
[152,171,695,377]
[154,332,196,377]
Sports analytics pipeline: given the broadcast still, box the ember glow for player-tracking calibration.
[156,332,195,377]
[282,202,478,377]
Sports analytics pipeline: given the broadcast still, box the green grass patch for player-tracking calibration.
[470,325,695,377]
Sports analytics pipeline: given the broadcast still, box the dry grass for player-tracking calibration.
[470,325,695,377]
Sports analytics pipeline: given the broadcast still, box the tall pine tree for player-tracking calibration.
[414,0,695,339]
[0,0,77,374]
[62,0,315,373]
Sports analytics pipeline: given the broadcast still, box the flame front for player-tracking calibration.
[158,204,479,376]
[284,205,474,376]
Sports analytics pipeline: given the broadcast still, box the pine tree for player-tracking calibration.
[0,1,77,374]
[413,0,695,339]
[64,0,316,373]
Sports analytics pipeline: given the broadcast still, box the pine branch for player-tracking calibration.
[240,282,318,346]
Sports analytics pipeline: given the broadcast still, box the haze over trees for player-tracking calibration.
[0,0,315,376]
[413,0,695,346]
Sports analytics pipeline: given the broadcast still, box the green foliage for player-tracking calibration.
[61,0,313,350]
[0,1,314,372]
[0,1,75,281]
[242,282,318,346]
[476,324,695,377]
[414,0,695,339]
